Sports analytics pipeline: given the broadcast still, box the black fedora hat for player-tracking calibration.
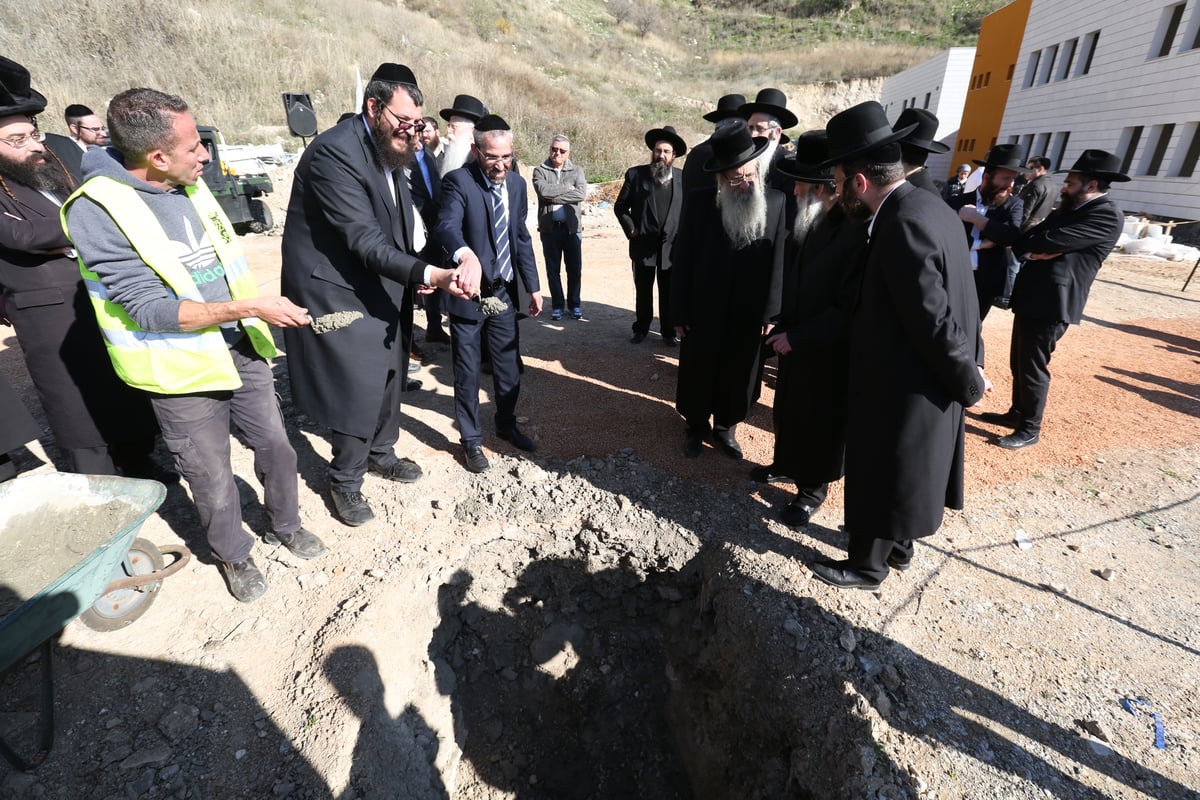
[369,62,418,87]
[0,56,47,117]
[894,108,949,154]
[820,101,914,168]
[738,88,798,131]
[1057,148,1131,182]
[974,143,1028,172]
[439,94,488,123]
[703,93,746,123]
[776,130,834,183]
[644,125,687,157]
[702,119,768,173]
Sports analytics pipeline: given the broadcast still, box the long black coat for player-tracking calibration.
[947,189,1023,317]
[844,182,982,542]
[0,179,158,450]
[1011,194,1122,324]
[670,185,786,426]
[281,115,426,438]
[613,164,683,268]
[772,205,867,484]
[0,372,40,454]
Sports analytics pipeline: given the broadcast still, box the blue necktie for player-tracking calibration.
[491,184,513,283]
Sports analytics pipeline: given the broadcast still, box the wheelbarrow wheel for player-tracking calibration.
[79,538,164,632]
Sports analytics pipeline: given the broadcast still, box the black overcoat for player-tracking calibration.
[947,189,1023,316]
[280,115,426,438]
[613,164,683,268]
[0,179,157,450]
[0,372,40,454]
[844,182,982,541]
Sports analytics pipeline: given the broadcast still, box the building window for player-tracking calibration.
[1119,126,1144,175]
[1077,31,1101,75]
[1033,131,1051,157]
[923,92,931,109]
[1175,123,1200,177]
[1039,45,1059,84]
[1056,39,1078,80]
[1050,131,1071,170]
[1020,133,1035,155]
[1142,123,1176,175]
[1152,3,1186,58]
[1006,63,1015,81]
[1024,50,1042,87]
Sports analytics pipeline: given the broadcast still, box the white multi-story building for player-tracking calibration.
[879,47,976,181]
[998,0,1200,221]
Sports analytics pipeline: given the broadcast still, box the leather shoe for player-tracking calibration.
[749,464,787,483]
[425,328,451,344]
[684,433,703,459]
[264,527,326,559]
[780,501,816,528]
[630,332,646,344]
[886,552,912,571]
[712,430,742,459]
[996,430,1040,450]
[402,378,423,392]
[220,556,268,603]
[808,560,882,591]
[330,488,375,526]
[978,410,1023,427]
[991,296,1011,310]
[663,334,678,347]
[497,427,537,452]
[409,343,425,361]
[464,445,490,473]
[369,457,423,482]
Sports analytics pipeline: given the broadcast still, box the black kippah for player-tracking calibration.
[475,114,510,132]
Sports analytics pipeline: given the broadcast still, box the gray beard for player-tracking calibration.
[715,179,767,249]
[650,161,671,184]
[757,139,778,181]
[440,136,472,175]
[0,152,74,195]
[792,196,826,244]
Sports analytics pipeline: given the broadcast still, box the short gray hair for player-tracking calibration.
[550,134,569,149]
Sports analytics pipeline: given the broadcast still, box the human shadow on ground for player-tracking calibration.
[1094,366,1200,416]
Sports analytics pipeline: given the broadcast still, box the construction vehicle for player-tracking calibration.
[198,126,274,234]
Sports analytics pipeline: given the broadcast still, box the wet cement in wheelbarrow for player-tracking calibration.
[0,499,141,615]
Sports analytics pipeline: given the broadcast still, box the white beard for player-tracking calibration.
[440,135,473,175]
[792,195,826,244]
[757,139,779,181]
[716,179,768,250]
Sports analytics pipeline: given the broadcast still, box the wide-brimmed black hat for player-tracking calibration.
[702,119,768,173]
[974,143,1028,172]
[776,130,833,183]
[644,125,687,157]
[894,108,949,154]
[738,88,798,131]
[1057,149,1131,182]
[439,94,487,123]
[369,63,418,87]
[702,93,746,123]
[819,101,914,168]
[0,56,47,117]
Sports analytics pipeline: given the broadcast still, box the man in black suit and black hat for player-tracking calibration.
[439,93,488,175]
[947,143,1026,321]
[615,125,687,345]
[739,88,798,195]
[671,120,786,460]
[979,149,1128,451]
[812,101,984,591]
[681,93,745,194]
[892,107,949,195]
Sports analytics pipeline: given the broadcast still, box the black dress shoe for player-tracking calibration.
[630,332,647,344]
[330,488,375,526]
[712,430,743,459]
[497,427,538,452]
[996,430,1040,450]
[808,560,882,591]
[369,457,423,482]
[749,464,788,483]
[220,556,268,603]
[991,296,1011,310]
[464,445,490,473]
[264,527,327,559]
[978,410,1023,427]
[684,433,703,458]
[425,328,451,344]
[886,552,912,571]
[663,334,678,347]
[402,378,424,392]
[780,501,816,528]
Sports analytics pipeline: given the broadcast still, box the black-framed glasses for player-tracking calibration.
[0,129,46,149]
[380,104,426,134]
[76,124,107,133]
[481,153,514,165]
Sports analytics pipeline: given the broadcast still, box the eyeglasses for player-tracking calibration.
[481,153,514,165]
[726,171,754,187]
[0,129,46,149]
[76,124,107,133]
[549,146,568,154]
[749,121,777,134]
[380,104,426,134]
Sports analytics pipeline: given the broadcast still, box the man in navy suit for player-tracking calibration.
[436,115,542,473]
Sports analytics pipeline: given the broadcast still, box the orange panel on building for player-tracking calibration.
[952,0,1032,178]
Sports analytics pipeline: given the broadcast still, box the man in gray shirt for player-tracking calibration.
[532,135,587,320]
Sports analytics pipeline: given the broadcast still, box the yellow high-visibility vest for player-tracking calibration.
[61,177,276,394]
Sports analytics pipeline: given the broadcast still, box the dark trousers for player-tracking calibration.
[65,437,156,476]
[329,365,405,493]
[450,284,521,447]
[151,340,299,564]
[1009,314,1069,434]
[974,261,1006,322]
[632,262,671,336]
[424,289,445,335]
[541,224,582,311]
[847,534,913,583]
[795,482,829,509]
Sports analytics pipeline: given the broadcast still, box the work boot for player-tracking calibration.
[220,556,267,603]
[330,488,375,526]
[264,527,327,559]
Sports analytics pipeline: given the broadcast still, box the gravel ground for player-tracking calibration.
[1,177,1198,799]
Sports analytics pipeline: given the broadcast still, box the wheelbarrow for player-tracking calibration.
[0,473,190,771]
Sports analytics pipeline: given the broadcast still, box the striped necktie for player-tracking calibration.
[491,184,513,283]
